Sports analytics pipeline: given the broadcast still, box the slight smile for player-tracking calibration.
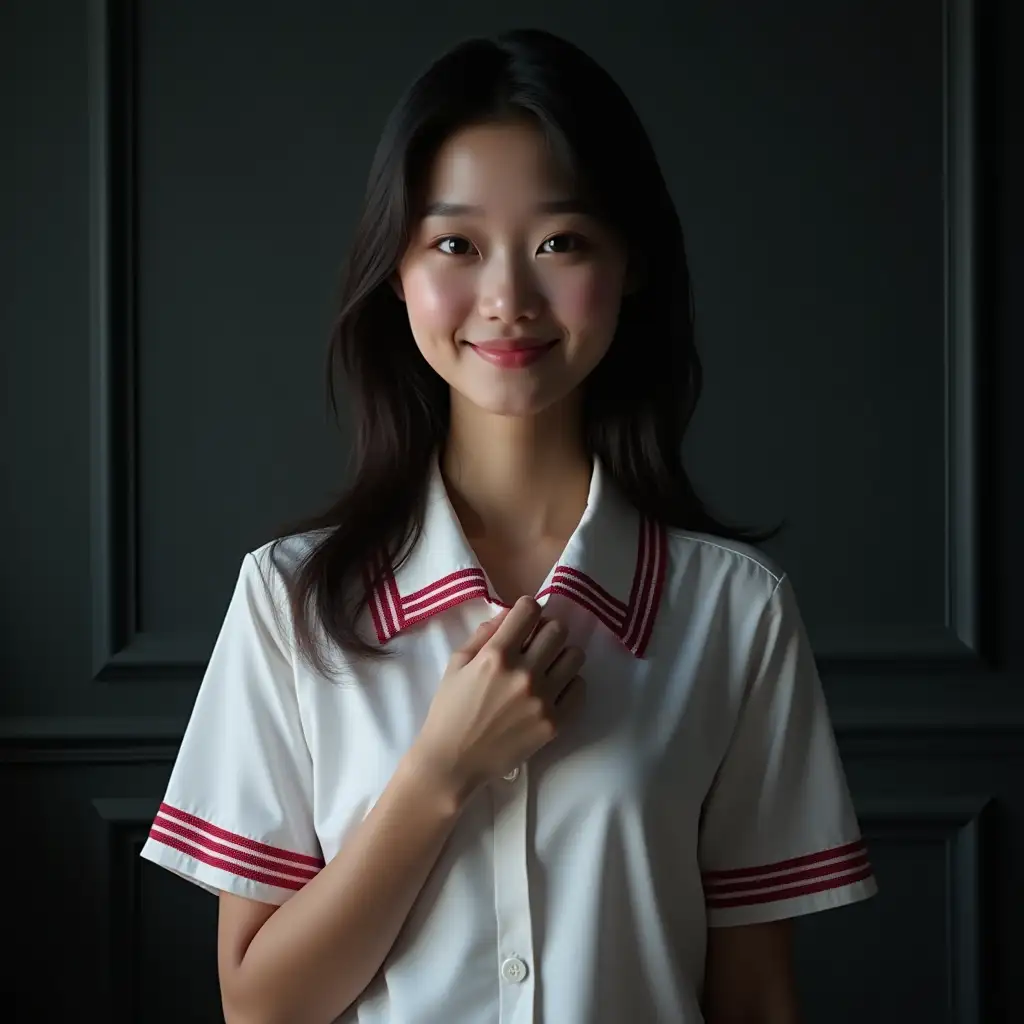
[463,338,559,369]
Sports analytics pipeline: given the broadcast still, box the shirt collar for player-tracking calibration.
[364,455,667,658]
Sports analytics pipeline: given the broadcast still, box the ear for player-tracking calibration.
[389,273,406,303]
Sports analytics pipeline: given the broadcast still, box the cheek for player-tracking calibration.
[400,265,473,337]
[550,266,624,329]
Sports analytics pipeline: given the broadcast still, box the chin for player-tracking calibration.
[457,382,574,420]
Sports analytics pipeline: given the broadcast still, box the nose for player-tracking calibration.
[477,251,543,324]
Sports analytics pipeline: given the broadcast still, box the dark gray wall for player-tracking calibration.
[2,1,1020,1021]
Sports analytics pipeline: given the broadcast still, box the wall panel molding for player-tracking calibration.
[942,0,981,662]
[0,717,183,763]
[861,796,993,1024]
[88,0,211,684]
[92,797,160,1024]
[816,0,982,669]
[89,0,138,681]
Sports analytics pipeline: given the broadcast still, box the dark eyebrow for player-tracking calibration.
[422,199,594,217]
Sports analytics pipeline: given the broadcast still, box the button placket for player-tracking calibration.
[491,763,535,1022]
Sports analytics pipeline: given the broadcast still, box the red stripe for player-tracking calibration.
[541,583,625,636]
[363,562,386,643]
[702,839,866,881]
[364,551,395,641]
[631,522,666,657]
[621,514,649,648]
[552,566,627,614]
[375,555,399,638]
[403,575,489,615]
[622,518,658,652]
[158,804,323,867]
[153,814,319,880]
[369,549,399,639]
[404,568,486,606]
[374,586,392,640]
[621,518,650,651]
[386,567,403,632]
[403,585,491,627]
[706,865,875,909]
[550,570,627,624]
[148,829,308,891]
[704,852,870,895]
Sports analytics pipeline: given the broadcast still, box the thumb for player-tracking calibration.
[454,609,509,662]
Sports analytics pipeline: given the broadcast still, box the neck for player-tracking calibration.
[440,392,592,547]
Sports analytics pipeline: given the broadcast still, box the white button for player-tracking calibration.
[503,766,520,782]
[501,956,528,983]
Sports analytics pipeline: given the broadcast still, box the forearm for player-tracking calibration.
[223,750,465,1024]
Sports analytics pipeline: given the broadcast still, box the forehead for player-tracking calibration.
[422,119,575,204]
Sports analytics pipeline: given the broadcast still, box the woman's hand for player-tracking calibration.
[410,595,585,806]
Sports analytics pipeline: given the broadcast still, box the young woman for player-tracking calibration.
[142,27,876,1024]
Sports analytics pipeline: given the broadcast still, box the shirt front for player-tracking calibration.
[141,456,877,1023]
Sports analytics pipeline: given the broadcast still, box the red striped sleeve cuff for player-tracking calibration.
[145,802,324,892]
[702,838,875,910]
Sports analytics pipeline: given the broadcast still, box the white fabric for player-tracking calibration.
[141,456,877,1023]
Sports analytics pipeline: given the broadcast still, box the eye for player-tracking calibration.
[539,233,587,255]
[434,236,477,256]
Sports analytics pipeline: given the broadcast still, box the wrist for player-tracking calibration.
[398,743,475,818]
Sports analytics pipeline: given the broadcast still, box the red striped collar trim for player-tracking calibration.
[363,513,667,659]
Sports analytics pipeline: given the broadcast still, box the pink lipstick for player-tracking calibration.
[466,338,559,369]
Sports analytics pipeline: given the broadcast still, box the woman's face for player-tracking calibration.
[395,119,630,419]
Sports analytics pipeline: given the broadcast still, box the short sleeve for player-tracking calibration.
[698,574,878,927]
[140,549,323,905]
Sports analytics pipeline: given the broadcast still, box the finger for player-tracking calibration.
[522,620,572,672]
[552,673,585,715]
[486,595,543,654]
[542,644,586,689]
[519,614,549,653]
[456,609,509,660]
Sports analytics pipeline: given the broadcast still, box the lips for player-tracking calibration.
[466,338,559,352]
[465,337,559,369]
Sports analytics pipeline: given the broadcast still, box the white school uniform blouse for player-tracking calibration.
[141,455,877,1023]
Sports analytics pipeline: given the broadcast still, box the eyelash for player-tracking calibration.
[432,233,587,257]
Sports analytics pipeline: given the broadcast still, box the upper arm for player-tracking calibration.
[703,919,799,1024]
[217,891,279,1008]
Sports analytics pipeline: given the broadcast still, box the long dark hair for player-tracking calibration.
[269,27,780,674]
